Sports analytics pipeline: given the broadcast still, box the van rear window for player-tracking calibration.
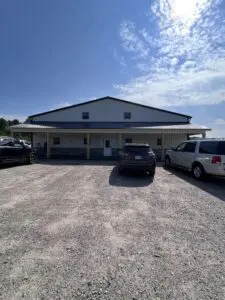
[199,141,225,155]
[217,142,225,155]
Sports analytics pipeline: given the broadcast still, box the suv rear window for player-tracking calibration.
[124,145,150,154]
[199,141,225,155]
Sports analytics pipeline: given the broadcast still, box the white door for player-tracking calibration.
[103,139,112,156]
[179,141,197,169]
[172,142,187,166]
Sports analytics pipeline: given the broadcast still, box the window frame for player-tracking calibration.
[14,143,23,148]
[182,142,197,153]
[53,137,60,145]
[176,142,187,152]
[82,112,89,120]
[124,112,131,120]
[199,141,225,155]
[157,138,162,146]
[125,138,132,144]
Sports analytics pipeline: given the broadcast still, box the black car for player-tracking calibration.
[118,143,156,176]
[0,137,35,166]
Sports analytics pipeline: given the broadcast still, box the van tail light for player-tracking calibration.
[211,156,221,164]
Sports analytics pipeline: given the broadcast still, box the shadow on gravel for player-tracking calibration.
[109,166,153,187]
[0,163,25,170]
[163,166,225,202]
[35,159,116,166]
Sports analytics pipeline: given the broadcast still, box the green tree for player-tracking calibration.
[0,118,7,130]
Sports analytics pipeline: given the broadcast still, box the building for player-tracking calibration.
[10,96,210,160]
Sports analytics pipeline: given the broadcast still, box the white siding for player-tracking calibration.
[33,133,119,149]
[33,132,187,150]
[32,98,189,123]
[123,133,187,148]
[164,134,187,148]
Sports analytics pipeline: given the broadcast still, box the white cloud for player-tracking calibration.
[113,48,126,67]
[119,21,149,58]
[214,118,225,125]
[116,0,225,107]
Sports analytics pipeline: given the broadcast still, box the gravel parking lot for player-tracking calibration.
[0,161,225,300]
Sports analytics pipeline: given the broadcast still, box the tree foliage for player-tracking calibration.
[0,117,20,135]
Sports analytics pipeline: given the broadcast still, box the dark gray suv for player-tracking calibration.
[118,143,156,176]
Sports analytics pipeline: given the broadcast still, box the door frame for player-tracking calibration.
[103,138,112,157]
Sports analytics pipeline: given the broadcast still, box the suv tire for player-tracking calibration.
[26,153,35,164]
[165,156,171,168]
[192,163,205,180]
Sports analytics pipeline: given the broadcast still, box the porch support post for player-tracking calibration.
[202,132,206,138]
[161,132,165,161]
[118,133,122,149]
[86,133,90,160]
[30,133,33,148]
[46,132,50,159]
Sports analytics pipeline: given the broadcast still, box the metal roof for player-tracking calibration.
[10,123,55,129]
[10,122,210,131]
[18,121,190,129]
[28,96,192,119]
[131,124,210,130]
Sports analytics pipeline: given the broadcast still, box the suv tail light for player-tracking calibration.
[211,156,221,164]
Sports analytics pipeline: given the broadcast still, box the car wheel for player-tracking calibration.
[26,153,35,164]
[192,163,205,180]
[165,156,171,168]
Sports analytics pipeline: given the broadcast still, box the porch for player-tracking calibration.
[10,124,210,161]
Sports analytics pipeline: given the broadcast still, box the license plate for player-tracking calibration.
[135,155,142,160]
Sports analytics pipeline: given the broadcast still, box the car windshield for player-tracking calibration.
[124,146,150,154]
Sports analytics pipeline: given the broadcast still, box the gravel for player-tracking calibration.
[0,161,225,300]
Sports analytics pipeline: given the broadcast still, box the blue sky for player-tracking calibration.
[0,0,225,136]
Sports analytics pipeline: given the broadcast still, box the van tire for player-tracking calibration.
[165,156,171,168]
[192,163,205,180]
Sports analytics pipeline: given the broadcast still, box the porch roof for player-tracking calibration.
[10,122,210,134]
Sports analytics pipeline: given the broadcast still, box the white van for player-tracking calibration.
[165,139,225,179]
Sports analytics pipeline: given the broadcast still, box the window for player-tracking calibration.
[53,137,60,145]
[218,142,225,155]
[82,112,89,119]
[124,145,151,154]
[105,140,110,148]
[14,143,23,148]
[199,141,225,155]
[157,138,162,146]
[183,142,196,153]
[124,112,131,119]
[125,138,132,143]
[83,137,91,145]
[176,142,187,152]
